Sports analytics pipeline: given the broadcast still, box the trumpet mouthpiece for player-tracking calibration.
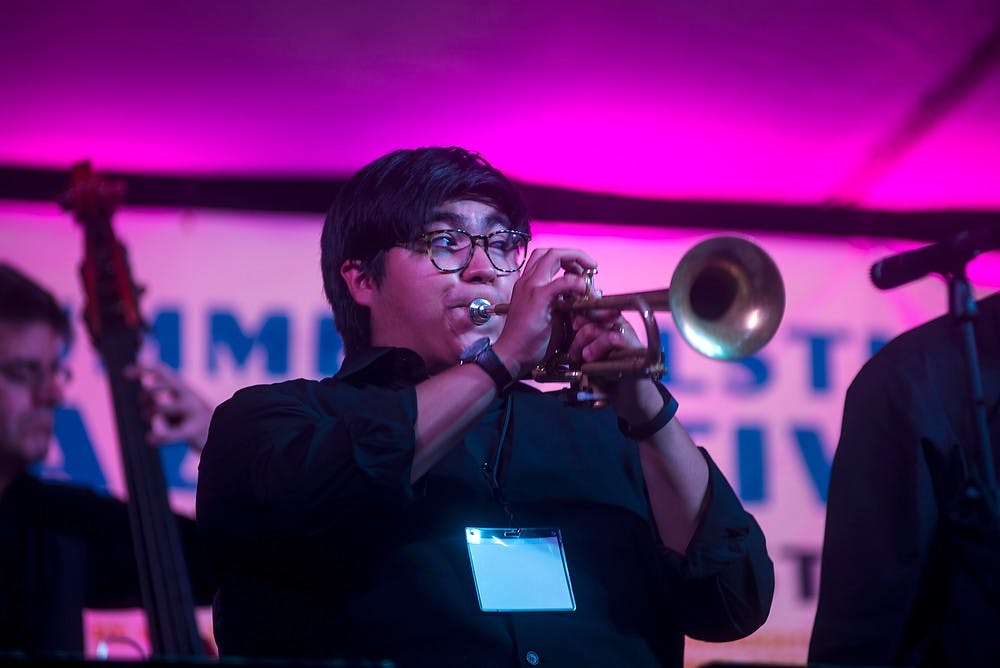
[469,298,493,325]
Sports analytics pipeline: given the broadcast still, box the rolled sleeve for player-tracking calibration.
[664,450,774,641]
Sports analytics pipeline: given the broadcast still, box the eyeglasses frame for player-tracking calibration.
[403,228,531,274]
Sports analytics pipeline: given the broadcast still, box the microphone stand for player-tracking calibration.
[945,268,1000,527]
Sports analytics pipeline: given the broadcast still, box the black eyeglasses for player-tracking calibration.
[405,228,531,273]
[0,359,72,391]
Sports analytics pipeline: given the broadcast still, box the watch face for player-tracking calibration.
[460,336,491,362]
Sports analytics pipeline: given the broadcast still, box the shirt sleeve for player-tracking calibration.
[196,381,420,551]
[71,488,217,609]
[71,489,143,609]
[663,450,775,642]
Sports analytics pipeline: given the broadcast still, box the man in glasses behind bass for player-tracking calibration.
[0,263,216,653]
[196,146,774,667]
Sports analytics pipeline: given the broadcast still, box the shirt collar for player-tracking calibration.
[332,346,430,387]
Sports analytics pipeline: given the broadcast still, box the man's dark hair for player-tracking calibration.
[0,263,72,340]
[321,146,530,357]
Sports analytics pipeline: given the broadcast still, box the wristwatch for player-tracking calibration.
[459,336,515,393]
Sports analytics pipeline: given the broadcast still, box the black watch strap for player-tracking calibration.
[617,382,678,440]
[461,338,515,393]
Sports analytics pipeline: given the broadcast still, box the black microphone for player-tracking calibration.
[870,226,1000,290]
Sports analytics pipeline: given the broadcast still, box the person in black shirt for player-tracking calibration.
[0,262,215,653]
[810,292,1000,667]
[197,146,774,667]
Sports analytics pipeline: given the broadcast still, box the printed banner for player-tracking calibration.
[2,200,998,664]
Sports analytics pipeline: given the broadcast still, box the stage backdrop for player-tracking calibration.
[2,199,998,665]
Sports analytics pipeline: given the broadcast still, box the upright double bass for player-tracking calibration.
[59,162,204,657]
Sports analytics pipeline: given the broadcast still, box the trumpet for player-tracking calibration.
[468,235,785,384]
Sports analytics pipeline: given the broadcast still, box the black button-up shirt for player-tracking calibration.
[0,474,215,653]
[811,293,1000,667]
[197,347,773,667]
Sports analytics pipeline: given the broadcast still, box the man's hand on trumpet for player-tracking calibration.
[566,308,667,425]
[491,248,597,380]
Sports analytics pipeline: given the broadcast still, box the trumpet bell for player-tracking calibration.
[669,236,785,360]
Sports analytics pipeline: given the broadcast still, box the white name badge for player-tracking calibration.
[465,527,576,612]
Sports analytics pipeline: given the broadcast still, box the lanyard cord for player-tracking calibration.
[480,395,515,525]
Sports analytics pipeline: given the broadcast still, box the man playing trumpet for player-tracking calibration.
[196,146,773,667]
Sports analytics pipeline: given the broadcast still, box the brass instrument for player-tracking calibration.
[468,235,785,386]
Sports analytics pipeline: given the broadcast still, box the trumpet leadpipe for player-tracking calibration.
[469,289,671,326]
